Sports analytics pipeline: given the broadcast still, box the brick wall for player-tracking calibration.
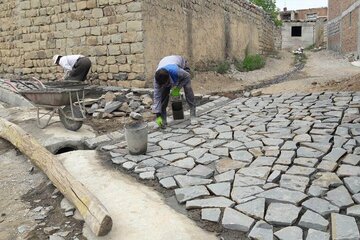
[0,0,278,86]
[295,7,328,21]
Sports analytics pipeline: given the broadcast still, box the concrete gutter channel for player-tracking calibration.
[0,85,232,239]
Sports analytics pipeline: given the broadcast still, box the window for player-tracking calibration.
[291,26,302,37]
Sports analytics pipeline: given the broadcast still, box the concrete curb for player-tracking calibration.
[0,87,34,107]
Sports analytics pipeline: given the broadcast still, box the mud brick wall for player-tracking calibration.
[0,0,278,86]
[328,0,360,57]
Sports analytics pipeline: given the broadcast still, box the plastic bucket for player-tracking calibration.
[125,121,148,155]
[171,101,184,120]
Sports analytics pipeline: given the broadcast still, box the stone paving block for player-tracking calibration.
[230,150,254,162]
[293,157,319,167]
[317,161,337,172]
[159,177,177,189]
[139,158,165,169]
[265,202,301,226]
[262,138,284,146]
[134,166,156,173]
[186,197,235,209]
[325,185,354,208]
[256,187,307,205]
[302,197,339,216]
[272,164,289,172]
[158,140,186,150]
[174,175,213,188]
[215,158,247,173]
[85,135,111,149]
[162,153,187,162]
[201,208,221,222]
[222,207,255,232]
[347,205,360,218]
[331,213,360,240]
[183,137,206,147]
[322,148,347,162]
[250,156,276,167]
[297,147,324,158]
[248,148,263,157]
[207,182,231,197]
[353,193,360,203]
[111,156,127,165]
[209,147,229,156]
[214,170,235,183]
[139,171,155,180]
[294,133,312,142]
[333,136,348,148]
[156,166,188,180]
[267,170,281,183]
[223,141,244,150]
[175,185,210,203]
[147,150,170,157]
[233,175,265,187]
[280,174,309,192]
[187,165,214,178]
[274,226,303,240]
[337,164,360,177]
[167,134,193,143]
[342,154,360,165]
[171,158,195,170]
[248,220,273,240]
[231,186,264,203]
[147,145,162,153]
[217,132,233,140]
[214,125,232,133]
[306,229,330,240]
[171,146,193,154]
[235,198,265,219]
[308,185,327,197]
[344,177,360,194]
[244,140,263,149]
[122,161,137,170]
[237,167,271,180]
[187,148,208,159]
[312,172,343,188]
[301,142,332,153]
[286,165,316,176]
[124,154,151,163]
[299,210,329,231]
[195,153,219,164]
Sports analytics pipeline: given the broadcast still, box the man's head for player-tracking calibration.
[52,55,62,65]
[155,69,170,87]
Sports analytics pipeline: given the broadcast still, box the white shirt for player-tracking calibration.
[59,55,84,71]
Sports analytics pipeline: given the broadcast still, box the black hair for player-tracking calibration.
[155,69,170,86]
[56,55,63,65]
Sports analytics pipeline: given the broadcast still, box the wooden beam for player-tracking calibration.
[0,118,112,236]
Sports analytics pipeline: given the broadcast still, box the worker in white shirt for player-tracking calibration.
[52,55,91,81]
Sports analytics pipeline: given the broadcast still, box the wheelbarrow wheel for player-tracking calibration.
[59,105,83,131]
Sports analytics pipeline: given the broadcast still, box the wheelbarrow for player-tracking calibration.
[4,79,89,131]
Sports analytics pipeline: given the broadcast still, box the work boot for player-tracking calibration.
[190,108,198,125]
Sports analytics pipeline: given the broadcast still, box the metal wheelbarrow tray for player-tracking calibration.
[19,86,89,131]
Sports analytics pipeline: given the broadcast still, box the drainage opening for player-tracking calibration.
[55,146,78,155]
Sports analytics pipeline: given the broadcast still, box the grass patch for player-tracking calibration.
[235,54,266,72]
[215,61,230,74]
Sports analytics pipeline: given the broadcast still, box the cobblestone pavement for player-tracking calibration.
[106,92,360,239]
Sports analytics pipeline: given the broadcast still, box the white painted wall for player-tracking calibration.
[281,22,315,49]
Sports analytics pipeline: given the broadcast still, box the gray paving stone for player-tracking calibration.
[244,140,263,149]
[134,166,156,173]
[234,131,252,142]
[262,138,284,146]
[186,197,235,209]
[215,125,232,133]
[207,182,231,197]
[147,150,170,157]
[248,220,273,240]
[248,147,263,157]
[237,167,271,180]
[167,134,193,143]
[171,157,195,170]
[183,137,206,147]
[308,185,327,197]
[162,153,187,162]
[264,149,280,157]
[195,153,219,164]
[306,229,330,240]
[231,186,264,203]
[267,170,281,183]
[217,132,233,140]
[294,134,312,142]
[174,175,213,188]
[280,174,309,192]
[171,146,194,153]
[175,185,210,203]
[256,187,307,205]
[325,185,354,208]
[201,208,221,222]
[317,161,337,172]
[337,164,360,177]
[233,175,265,187]
[297,147,324,158]
[215,158,247,173]
[276,150,296,165]
[139,171,155,180]
[193,127,216,136]
[187,148,208,159]
[235,198,265,219]
[230,150,254,162]
[214,170,235,183]
[353,193,360,203]
[301,142,332,153]
[331,213,360,240]
[159,177,177,189]
[323,148,347,162]
[344,177,360,194]
[274,226,303,240]
[342,154,360,165]
[286,165,316,176]
[158,140,186,150]
[222,207,255,232]
[111,156,127,165]
[251,156,276,167]
[311,134,333,143]
[347,205,360,218]
[272,164,289,172]
[265,203,301,226]
[209,147,229,156]
[156,166,188,180]
[125,154,151,163]
[122,161,137,170]
[302,198,339,216]
[312,172,343,188]
[223,141,244,150]
[281,141,298,150]
[187,164,214,179]
[299,210,329,231]
[293,158,319,167]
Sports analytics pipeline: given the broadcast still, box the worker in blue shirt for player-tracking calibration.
[152,55,197,128]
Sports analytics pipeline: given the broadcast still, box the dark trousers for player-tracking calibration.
[65,57,91,81]
[159,82,196,121]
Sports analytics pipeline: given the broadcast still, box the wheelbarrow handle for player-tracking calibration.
[31,77,46,89]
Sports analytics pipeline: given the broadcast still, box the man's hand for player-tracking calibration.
[170,87,181,97]
[155,116,163,127]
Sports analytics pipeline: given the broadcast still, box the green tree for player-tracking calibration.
[250,0,282,26]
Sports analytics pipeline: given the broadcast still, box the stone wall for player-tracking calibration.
[0,0,278,86]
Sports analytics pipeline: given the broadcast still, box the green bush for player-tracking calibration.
[240,54,266,72]
[215,61,230,74]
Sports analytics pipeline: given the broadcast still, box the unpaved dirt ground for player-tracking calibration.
[1,49,360,240]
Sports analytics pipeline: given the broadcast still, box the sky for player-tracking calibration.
[276,0,328,11]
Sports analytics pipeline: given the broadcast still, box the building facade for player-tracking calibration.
[328,0,360,58]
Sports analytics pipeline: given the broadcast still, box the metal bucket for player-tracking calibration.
[171,101,184,120]
[125,121,148,155]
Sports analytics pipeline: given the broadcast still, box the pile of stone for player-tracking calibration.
[84,89,154,121]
